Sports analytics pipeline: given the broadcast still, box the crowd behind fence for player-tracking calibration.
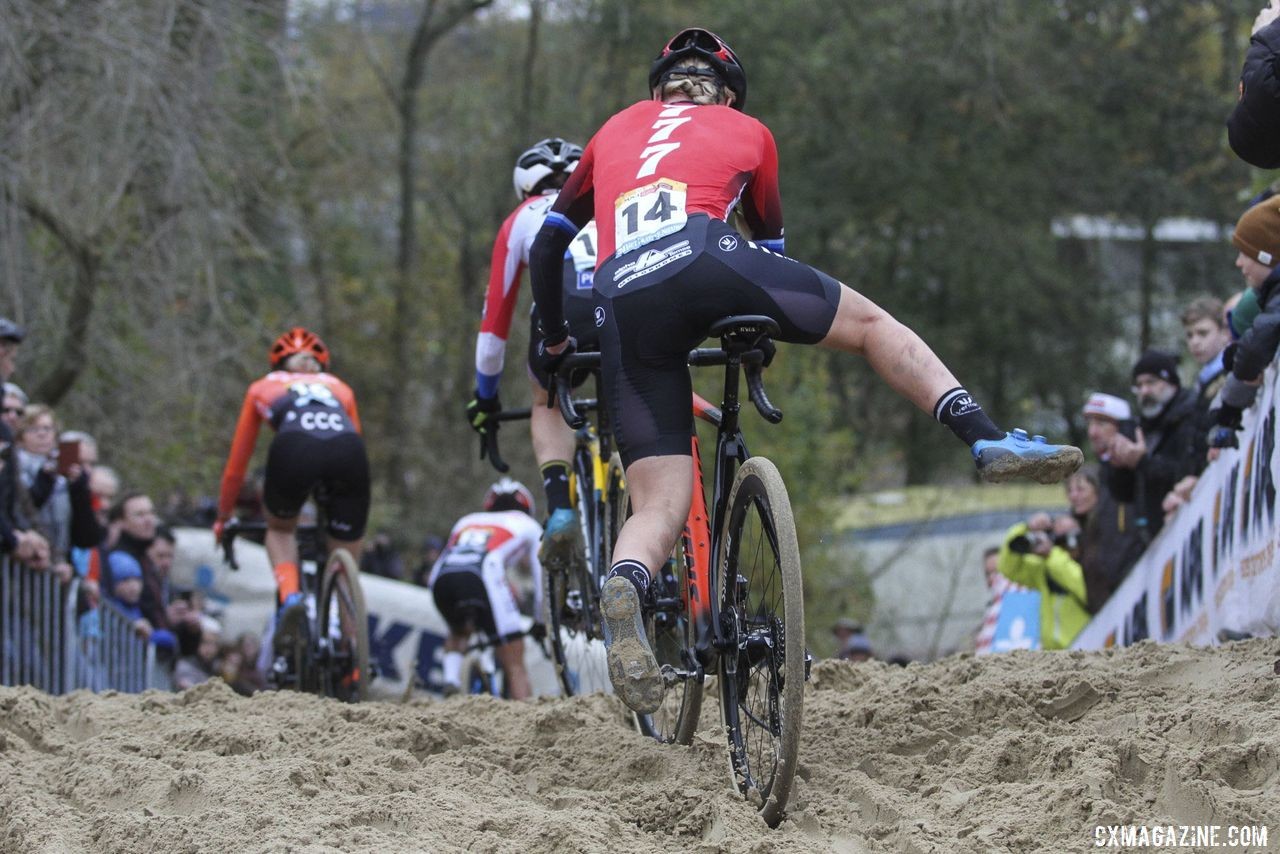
[1,556,167,694]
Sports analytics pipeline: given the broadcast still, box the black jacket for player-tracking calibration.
[1134,387,1200,540]
[1077,476,1145,614]
[1229,18,1280,169]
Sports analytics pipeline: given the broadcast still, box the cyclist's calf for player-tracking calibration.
[610,454,692,583]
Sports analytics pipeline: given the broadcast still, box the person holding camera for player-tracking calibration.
[995,510,1091,650]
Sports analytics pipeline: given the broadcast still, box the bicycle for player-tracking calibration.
[220,519,371,702]
[478,384,615,699]
[568,314,809,828]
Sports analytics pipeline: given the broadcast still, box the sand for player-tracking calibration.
[3,639,1279,853]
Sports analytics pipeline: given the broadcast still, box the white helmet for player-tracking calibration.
[483,478,535,516]
[512,138,582,199]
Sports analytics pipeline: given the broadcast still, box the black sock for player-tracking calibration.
[540,460,572,513]
[607,559,650,597]
[933,387,1003,446]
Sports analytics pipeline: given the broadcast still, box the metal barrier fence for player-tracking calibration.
[1,555,75,693]
[1,557,167,694]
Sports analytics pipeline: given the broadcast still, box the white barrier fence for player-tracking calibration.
[1073,361,1280,649]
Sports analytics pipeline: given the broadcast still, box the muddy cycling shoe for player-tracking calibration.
[972,429,1084,484]
[539,507,585,576]
[273,592,308,656]
[600,576,664,714]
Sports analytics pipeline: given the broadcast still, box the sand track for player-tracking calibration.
[3,640,1279,853]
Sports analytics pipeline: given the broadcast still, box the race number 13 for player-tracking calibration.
[614,179,688,255]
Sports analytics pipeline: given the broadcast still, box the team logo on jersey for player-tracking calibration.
[611,239,692,289]
[718,235,738,252]
[594,306,606,328]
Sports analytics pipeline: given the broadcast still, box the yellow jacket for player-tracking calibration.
[997,523,1091,650]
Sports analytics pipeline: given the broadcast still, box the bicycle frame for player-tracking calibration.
[685,355,755,669]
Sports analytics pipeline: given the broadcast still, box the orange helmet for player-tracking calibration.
[270,327,329,370]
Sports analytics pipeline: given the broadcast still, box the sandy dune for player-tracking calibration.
[3,640,1279,853]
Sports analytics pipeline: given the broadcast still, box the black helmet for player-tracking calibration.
[513,138,583,199]
[649,28,746,111]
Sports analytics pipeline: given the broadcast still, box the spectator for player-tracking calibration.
[1067,467,1135,614]
[1211,195,1280,453]
[173,616,221,691]
[831,616,861,650]
[1,382,26,434]
[1181,297,1231,473]
[412,535,445,587]
[996,512,1091,650]
[105,557,153,640]
[839,630,873,663]
[1108,351,1199,541]
[1080,394,1145,609]
[360,529,404,581]
[14,405,75,583]
[106,493,171,638]
[0,317,50,569]
[233,632,267,693]
[975,545,1026,655]
[1227,2,1280,169]
[88,465,121,532]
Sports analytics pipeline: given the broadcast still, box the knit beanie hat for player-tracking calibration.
[1131,349,1180,387]
[1232,195,1280,266]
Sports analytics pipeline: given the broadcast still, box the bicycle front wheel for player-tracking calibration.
[717,457,804,828]
[319,548,371,702]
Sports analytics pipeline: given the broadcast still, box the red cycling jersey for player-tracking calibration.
[549,100,784,262]
[216,371,362,521]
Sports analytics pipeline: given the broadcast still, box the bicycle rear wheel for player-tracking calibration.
[318,548,370,702]
[633,529,703,745]
[717,457,804,827]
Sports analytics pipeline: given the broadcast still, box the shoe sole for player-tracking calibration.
[274,605,309,658]
[600,577,664,714]
[979,446,1084,484]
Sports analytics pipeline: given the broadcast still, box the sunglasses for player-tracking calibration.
[2,407,21,415]
[663,29,734,64]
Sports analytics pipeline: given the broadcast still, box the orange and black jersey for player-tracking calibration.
[217,371,362,521]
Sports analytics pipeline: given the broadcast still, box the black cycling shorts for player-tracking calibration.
[594,215,842,466]
[431,568,498,637]
[528,294,601,392]
[263,431,371,540]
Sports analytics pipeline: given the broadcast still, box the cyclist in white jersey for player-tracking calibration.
[428,479,544,699]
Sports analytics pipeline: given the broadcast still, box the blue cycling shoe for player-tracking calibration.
[972,429,1084,484]
[274,592,308,656]
[539,507,585,576]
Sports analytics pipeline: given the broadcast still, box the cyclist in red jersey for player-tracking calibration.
[465,139,600,578]
[214,327,371,651]
[527,29,1083,712]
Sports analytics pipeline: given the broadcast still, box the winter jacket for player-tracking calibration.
[997,523,1092,650]
[1229,18,1280,169]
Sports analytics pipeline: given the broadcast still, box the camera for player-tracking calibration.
[1009,529,1053,554]
[1054,531,1080,552]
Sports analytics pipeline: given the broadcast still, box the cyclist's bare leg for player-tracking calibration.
[495,638,532,700]
[265,510,301,604]
[817,283,958,412]
[530,380,576,464]
[612,455,691,578]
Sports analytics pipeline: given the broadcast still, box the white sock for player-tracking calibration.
[442,650,463,687]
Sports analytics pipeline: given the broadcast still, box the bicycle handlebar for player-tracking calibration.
[479,408,532,473]
[548,352,602,430]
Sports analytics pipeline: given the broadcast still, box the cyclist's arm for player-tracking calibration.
[475,205,534,399]
[737,123,785,254]
[216,386,264,522]
[530,145,595,338]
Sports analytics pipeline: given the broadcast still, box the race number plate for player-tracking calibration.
[614,179,688,256]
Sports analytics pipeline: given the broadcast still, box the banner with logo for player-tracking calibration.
[1072,362,1280,649]
[172,529,558,698]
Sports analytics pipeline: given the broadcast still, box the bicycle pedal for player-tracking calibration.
[804,649,813,682]
[659,664,683,687]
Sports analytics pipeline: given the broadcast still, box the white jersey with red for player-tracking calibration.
[426,510,543,637]
[474,192,559,398]
[545,100,785,262]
